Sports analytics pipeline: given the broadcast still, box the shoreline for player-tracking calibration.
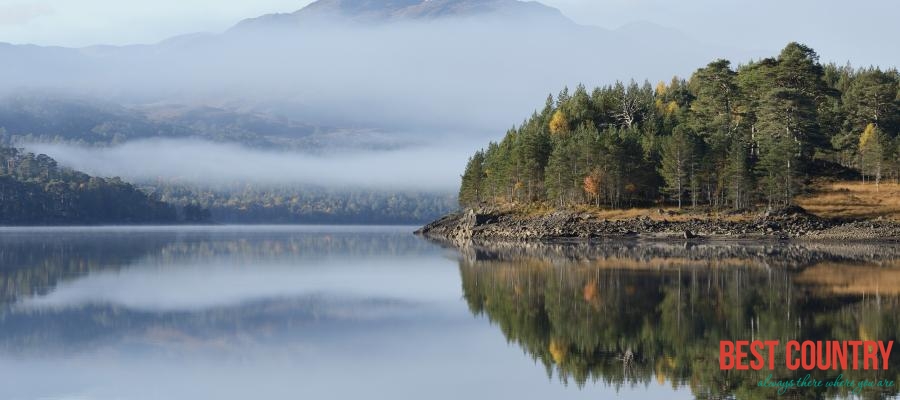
[416,207,900,245]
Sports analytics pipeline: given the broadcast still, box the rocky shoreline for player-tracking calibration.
[415,206,900,245]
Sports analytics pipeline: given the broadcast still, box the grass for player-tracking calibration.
[797,180,900,221]
[487,179,900,222]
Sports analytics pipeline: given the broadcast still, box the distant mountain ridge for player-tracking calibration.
[0,0,748,142]
[233,0,571,30]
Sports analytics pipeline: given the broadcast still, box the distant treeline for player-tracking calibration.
[0,147,178,224]
[0,146,454,225]
[459,43,900,210]
[155,184,455,225]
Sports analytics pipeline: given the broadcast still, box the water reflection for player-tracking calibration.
[2,228,899,399]
[0,227,457,355]
[457,241,900,399]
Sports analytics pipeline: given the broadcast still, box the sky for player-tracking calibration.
[1,0,899,68]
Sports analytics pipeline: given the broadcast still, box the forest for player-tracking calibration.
[458,43,900,210]
[0,147,454,225]
[154,184,455,225]
[0,146,178,224]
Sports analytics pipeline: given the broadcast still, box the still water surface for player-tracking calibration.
[0,226,897,399]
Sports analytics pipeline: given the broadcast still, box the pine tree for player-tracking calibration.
[459,151,486,207]
[725,139,752,210]
[843,69,900,135]
[658,127,695,208]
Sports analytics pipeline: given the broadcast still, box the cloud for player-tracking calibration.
[0,3,53,26]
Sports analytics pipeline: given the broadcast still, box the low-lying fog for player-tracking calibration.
[0,3,789,194]
[27,138,471,191]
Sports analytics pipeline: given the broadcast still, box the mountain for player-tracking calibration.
[0,0,746,136]
[233,0,571,29]
[0,0,760,217]
[0,0,764,224]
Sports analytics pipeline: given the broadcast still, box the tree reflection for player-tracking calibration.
[458,242,900,399]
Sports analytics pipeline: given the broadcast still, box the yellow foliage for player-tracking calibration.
[665,101,679,116]
[549,338,568,364]
[859,123,878,149]
[549,110,569,135]
[656,81,668,96]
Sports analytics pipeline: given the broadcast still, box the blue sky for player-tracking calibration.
[0,0,898,67]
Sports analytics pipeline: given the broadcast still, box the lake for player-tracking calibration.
[1,226,898,400]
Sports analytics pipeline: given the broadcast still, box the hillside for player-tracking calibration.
[0,147,178,225]
[0,94,353,150]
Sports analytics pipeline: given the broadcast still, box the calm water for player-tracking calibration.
[1,226,898,400]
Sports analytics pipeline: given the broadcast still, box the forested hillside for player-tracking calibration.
[0,147,177,224]
[459,43,900,210]
[0,96,335,150]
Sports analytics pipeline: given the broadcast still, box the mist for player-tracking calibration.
[27,138,470,191]
[0,2,792,200]
[0,13,758,135]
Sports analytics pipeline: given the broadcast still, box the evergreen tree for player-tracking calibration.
[459,150,486,207]
[843,68,900,135]
[658,127,696,208]
[459,43,893,212]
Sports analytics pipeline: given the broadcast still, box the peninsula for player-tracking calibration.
[419,43,900,243]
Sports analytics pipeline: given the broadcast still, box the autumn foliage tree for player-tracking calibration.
[583,169,603,207]
[859,123,885,186]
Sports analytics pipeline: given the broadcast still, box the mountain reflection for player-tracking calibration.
[0,227,446,354]
[457,241,900,399]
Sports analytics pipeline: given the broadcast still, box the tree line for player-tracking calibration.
[459,43,900,210]
[154,183,455,225]
[0,144,455,225]
[0,146,178,224]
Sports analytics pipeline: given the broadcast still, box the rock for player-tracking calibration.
[415,206,898,243]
